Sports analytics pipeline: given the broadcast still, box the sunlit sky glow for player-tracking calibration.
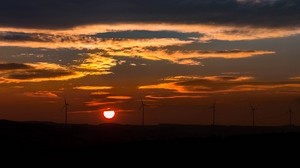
[1,0,300,125]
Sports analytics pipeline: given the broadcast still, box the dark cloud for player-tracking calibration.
[0,32,84,42]
[7,69,74,80]
[0,32,35,41]
[0,63,31,70]
[94,31,201,40]
[143,46,273,55]
[0,31,200,43]
[0,0,299,29]
[0,32,61,42]
[0,62,76,81]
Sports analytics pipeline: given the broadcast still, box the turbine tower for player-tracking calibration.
[62,96,70,125]
[210,100,217,126]
[250,104,256,127]
[140,98,146,126]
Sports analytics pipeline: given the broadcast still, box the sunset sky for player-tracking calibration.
[1,0,300,125]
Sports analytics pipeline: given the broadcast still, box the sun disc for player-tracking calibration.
[103,110,115,119]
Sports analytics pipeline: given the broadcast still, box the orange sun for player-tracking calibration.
[103,110,115,119]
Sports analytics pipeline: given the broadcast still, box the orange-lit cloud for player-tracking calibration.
[107,48,274,65]
[230,84,300,92]
[139,75,300,98]
[140,81,300,97]
[73,86,113,91]
[107,96,132,100]
[23,91,59,99]
[85,100,123,107]
[145,95,206,99]
[0,24,282,66]
[200,76,255,82]
[0,52,120,84]
[75,53,117,75]
[0,62,83,84]
[139,82,196,93]
[163,75,254,82]
[290,77,300,80]
[1,23,300,42]
[0,36,191,50]
[91,92,111,95]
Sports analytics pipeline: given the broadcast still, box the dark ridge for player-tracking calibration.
[1,120,300,152]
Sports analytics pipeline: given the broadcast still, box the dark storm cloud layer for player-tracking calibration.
[0,0,299,29]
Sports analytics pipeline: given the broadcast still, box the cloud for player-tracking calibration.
[0,29,276,65]
[0,30,197,45]
[23,91,59,99]
[145,95,206,99]
[164,75,254,82]
[139,75,261,100]
[75,53,117,75]
[0,31,55,42]
[106,96,132,100]
[290,77,300,80]
[64,52,117,78]
[73,86,113,91]
[0,0,299,29]
[0,52,119,84]
[85,100,123,107]
[94,30,200,41]
[139,82,205,94]
[139,75,300,96]
[91,92,110,95]
[139,75,255,94]
[0,63,31,70]
[0,34,191,50]
[2,24,300,42]
[110,49,275,65]
[0,62,83,83]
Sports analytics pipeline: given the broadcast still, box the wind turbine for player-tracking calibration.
[250,104,256,127]
[210,100,217,126]
[62,96,70,125]
[139,97,146,126]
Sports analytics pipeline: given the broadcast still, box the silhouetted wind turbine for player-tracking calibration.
[250,104,256,127]
[139,98,146,126]
[62,96,70,125]
[210,100,217,126]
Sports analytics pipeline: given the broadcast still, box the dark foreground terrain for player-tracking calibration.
[1,120,300,151]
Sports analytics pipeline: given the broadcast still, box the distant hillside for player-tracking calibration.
[1,120,300,151]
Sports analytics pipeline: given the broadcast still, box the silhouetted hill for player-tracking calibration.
[1,120,300,151]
